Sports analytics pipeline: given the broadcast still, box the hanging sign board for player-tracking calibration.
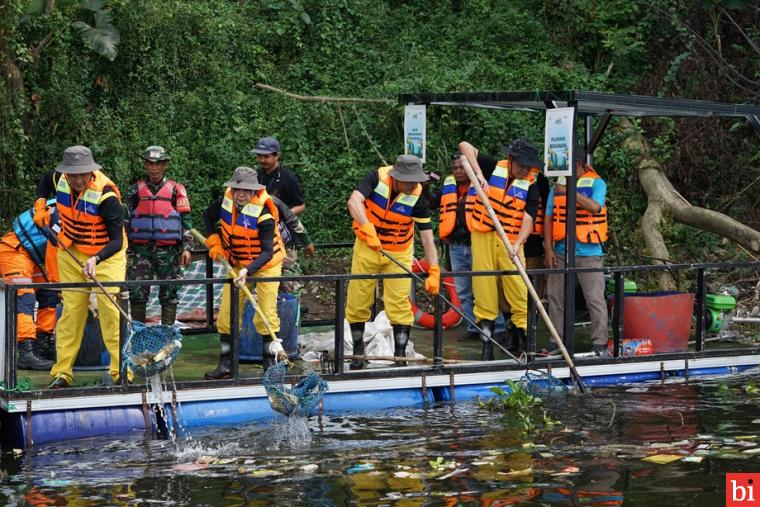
[404,105,426,162]
[544,107,574,176]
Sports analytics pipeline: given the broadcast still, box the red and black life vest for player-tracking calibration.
[129,179,190,246]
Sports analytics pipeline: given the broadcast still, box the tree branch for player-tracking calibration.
[255,83,394,105]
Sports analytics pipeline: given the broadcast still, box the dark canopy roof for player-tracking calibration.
[399,91,760,128]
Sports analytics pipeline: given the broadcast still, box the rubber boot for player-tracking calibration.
[204,333,233,380]
[17,339,54,371]
[392,324,411,367]
[130,301,147,324]
[514,328,527,356]
[349,322,366,370]
[262,335,276,373]
[479,320,495,361]
[502,314,518,353]
[161,303,177,327]
[35,332,56,361]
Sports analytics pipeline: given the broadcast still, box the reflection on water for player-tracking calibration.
[3,372,760,505]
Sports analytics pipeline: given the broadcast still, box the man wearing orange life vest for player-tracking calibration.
[345,155,440,369]
[459,139,542,361]
[544,155,609,356]
[0,200,60,370]
[35,146,129,388]
[203,166,285,378]
[432,153,506,342]
[125,146,193,326]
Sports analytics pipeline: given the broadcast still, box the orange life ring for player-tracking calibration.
[409,258,462,329]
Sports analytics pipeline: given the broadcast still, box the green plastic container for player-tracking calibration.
[606,278,638,294]
[705,294,736,311]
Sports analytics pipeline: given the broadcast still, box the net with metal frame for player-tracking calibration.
[264,362,329,417]
[122,321,183,377]
[519,371,571,396]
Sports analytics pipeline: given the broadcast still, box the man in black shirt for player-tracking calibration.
[459,139,541,360]
[430,153,506,342]
[252,137,305,216]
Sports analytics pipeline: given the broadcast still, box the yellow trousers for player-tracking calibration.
[345,239,413,325]
[52,246,126,383]
[217,262,281,336]
[471,230,527,330]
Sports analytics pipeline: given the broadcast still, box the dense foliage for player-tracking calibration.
[2,0,759,265]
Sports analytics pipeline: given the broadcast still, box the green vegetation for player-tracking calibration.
[479,380,561,433]
[1,0,759,267]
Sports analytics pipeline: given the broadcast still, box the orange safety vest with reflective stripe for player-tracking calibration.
[529,167,544,237]
[466,159,535,241]
[56,171,127,256]
[438,175,464,240]
[353,166,422,252]
[551,167,608,244]
[220,188,285,268]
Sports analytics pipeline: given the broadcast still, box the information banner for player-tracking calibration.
[404,105,426,162]
[544,107,575,176]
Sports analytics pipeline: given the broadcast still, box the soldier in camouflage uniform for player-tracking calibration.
[125,146,193,325]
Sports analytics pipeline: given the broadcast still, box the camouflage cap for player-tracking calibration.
[142,145,170,162]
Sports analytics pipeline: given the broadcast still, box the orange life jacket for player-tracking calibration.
[551,167,608,244]
[529,167,545,236]
[353,166,422,252]
[438,175,466,240]
[56,171,127,255]
[220,188,285,268]
[466,159,534,241]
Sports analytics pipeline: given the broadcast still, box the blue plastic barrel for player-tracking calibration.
[239,293,300,362]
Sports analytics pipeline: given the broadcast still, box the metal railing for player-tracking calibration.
[2,253,760,391]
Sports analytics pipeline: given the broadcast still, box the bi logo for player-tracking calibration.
[727,474,760,506]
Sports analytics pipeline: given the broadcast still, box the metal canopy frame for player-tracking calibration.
[399,90,760,126]
[400,89,760,356]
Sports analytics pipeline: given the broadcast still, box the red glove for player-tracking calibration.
[424,264,441,295]
[354,222,381,251]
[33,198,50,228]
[205,233,226,261]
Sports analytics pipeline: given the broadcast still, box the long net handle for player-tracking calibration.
[460,157,586,392]
[49,227,132,325]
[189,229,283,347]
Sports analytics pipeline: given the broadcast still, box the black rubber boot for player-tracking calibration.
[349,322,366,370]
[130,301,147,324]
[392,324,411,367]
[161,303,178,326]
[479,320,495,361]
[262,335,276,373]
[514,328,527,355]
[204,334,233,380]
[17,339,54,371]
[35,332,56,361]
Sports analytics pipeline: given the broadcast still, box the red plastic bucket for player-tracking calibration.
[609,291,695,353]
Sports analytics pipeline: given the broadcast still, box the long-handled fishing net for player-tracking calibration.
[49,227,183,377]
[264,361,328,417]
[122,321,183,377]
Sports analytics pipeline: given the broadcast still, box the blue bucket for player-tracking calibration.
[239,293,300,362]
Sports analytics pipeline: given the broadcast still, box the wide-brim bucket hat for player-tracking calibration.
[223,166,265,191]
[501,139,542,168]
[389,154,429,183]
[55,145,102,174]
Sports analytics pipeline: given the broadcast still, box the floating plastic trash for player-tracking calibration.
[346,463,375,474]
[264,361,328,417]
[641,454,683,464]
